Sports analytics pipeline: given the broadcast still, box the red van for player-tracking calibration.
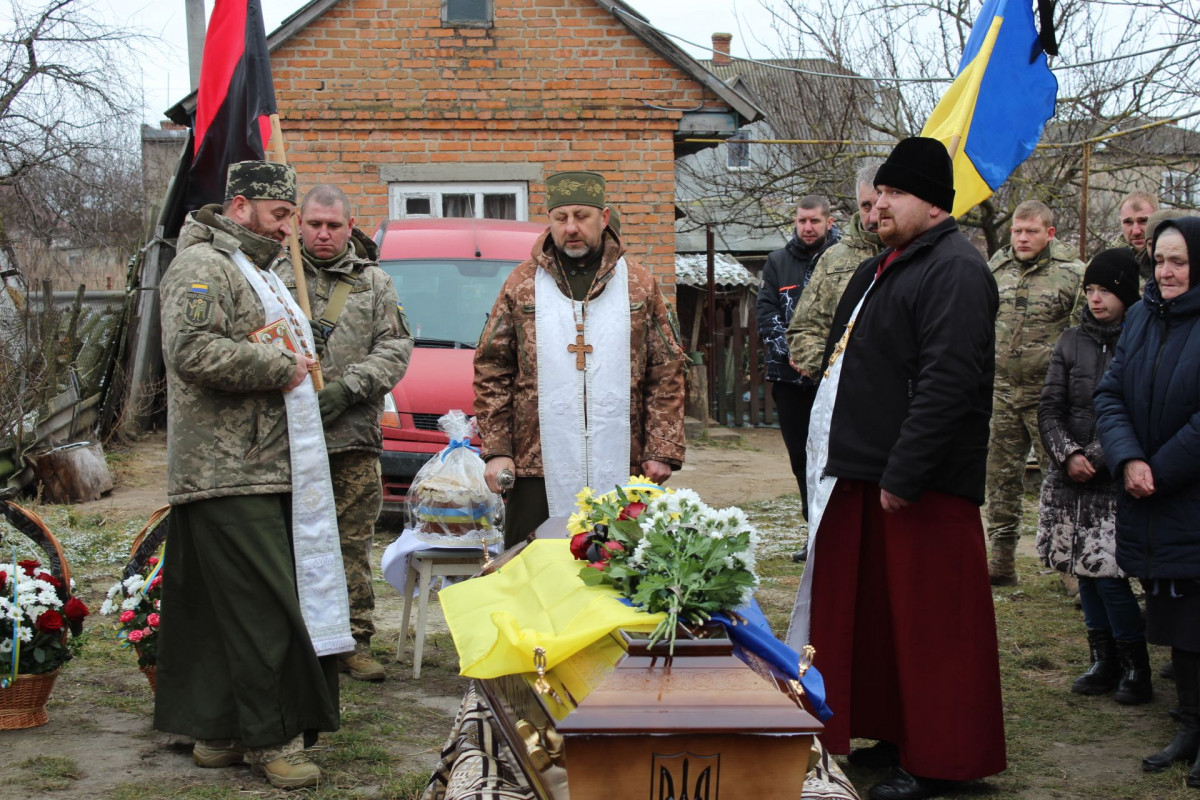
[374,218,545,509]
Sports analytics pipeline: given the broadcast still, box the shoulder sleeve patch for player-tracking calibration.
[184,284,215,327]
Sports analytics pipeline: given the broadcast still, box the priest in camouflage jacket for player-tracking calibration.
[474,171,687,547]
[157,161,341,789]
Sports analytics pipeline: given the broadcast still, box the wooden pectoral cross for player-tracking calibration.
[568,323,592,370]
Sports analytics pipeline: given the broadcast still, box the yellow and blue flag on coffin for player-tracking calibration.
[921,0,1057,218]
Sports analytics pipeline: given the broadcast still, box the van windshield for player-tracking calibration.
[379,259,518,347]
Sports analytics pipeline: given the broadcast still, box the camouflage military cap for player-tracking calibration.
[224,160,297,203]
[546,171,606,210]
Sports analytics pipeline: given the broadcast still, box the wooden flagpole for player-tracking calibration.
[268,113,323,389]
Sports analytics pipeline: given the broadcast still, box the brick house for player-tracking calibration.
[170,0,758,295]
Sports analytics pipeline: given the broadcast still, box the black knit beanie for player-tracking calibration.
[874,137,956,213]
[1084,248,1140,309]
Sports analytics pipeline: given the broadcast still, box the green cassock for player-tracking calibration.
[153,494,339,749]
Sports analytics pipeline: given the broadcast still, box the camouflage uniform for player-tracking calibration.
[787,211,883,378]
[474,229,687,477]
[161,206,299,503]
[985,238,1085,581]
[157,200,340,755]
[273,228,413,646]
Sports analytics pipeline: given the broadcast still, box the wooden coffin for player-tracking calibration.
[477,628,823,800]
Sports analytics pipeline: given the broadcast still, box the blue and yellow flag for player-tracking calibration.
[921,0,1057,217]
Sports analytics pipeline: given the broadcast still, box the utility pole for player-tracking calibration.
[185,0,206,91]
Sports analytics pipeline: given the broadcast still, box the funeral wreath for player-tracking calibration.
[101,556,163,668]
[1,558,90,683]
[568,478,759,654]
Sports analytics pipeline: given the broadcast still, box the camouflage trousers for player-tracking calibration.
[985,394,1050,548]
[330,450,383,645]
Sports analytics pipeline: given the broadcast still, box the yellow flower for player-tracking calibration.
[575,486,596,506]
[567,511,591,534]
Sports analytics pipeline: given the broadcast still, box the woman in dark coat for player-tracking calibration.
[1037,248,1146,702]
[1095,217,1200,787]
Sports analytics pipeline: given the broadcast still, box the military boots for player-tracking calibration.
[338,641,386,682]
[988,540,1018,586]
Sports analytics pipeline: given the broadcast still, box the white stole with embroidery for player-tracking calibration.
[785,281,876,651]
[230,250,355,657]
[536,258,632,515]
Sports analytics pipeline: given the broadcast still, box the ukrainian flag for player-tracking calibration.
[921,0,1057,218]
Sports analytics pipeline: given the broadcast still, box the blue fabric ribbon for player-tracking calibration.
[713,600,833,722]
[440,437,481,462]
[616,596,833,722]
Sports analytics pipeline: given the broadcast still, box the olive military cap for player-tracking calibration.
[546,171,606,210]
[224,160,298,204]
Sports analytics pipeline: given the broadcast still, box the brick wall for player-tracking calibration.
[270,0,731,294]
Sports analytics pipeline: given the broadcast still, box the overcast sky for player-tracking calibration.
[120,0,782,124]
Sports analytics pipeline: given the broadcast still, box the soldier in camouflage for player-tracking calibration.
[156,161,335,790]
[1113,191,1160,281]
[787,160,884,381]
[273,185,414,682]
[986,200,1085,585]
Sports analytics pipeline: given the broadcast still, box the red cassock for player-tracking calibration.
[808,480,1007,782]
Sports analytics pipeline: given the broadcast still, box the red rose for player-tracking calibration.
[587,561,606,570]
[63,597,89,622]
[149,575,162,590]
[17,559,40,576]
[603,541,625,554]
[127,629,144,643]
[570,532,592,561]
[618,502,647,521]
[37,571,62,589]
[146,612,160,627]
[0,570,7,585]
[147,556,159,566]
[36,610,64,633]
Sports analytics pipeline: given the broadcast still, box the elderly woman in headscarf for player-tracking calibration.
[1095,216,1200,788]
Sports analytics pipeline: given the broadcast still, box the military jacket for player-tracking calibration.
[160,207,299,505]
[989,239,1085,405]
[787,211,882,378]
[473,230,687,475]
[272,228,414,455]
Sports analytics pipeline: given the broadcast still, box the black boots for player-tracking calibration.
[1073,629,1121,695]
[1113,638,1154,705]
[1144,648,1200,773]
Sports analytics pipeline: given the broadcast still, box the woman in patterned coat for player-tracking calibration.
[1036,248,1147,703]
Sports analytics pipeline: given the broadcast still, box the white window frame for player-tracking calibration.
[1161,169,1200,207]
[726,131,752,171]
[388,181,528,220]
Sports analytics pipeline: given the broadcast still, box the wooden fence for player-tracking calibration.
[705,294,778,428]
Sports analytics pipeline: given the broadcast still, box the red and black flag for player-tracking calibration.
[162,0,277,235]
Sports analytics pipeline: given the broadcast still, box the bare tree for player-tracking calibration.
[0,0,143,276]
[0,0,139,186]
[680,0,1200,257]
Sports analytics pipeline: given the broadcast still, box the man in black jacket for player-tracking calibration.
[755,195,837,514]
[786,138,1005,800]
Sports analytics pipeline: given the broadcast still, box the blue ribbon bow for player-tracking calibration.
[440,437,481,461]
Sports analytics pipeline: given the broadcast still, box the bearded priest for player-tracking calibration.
[474,170,687,548]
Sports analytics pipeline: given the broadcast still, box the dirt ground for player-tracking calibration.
[0,427,798,800]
